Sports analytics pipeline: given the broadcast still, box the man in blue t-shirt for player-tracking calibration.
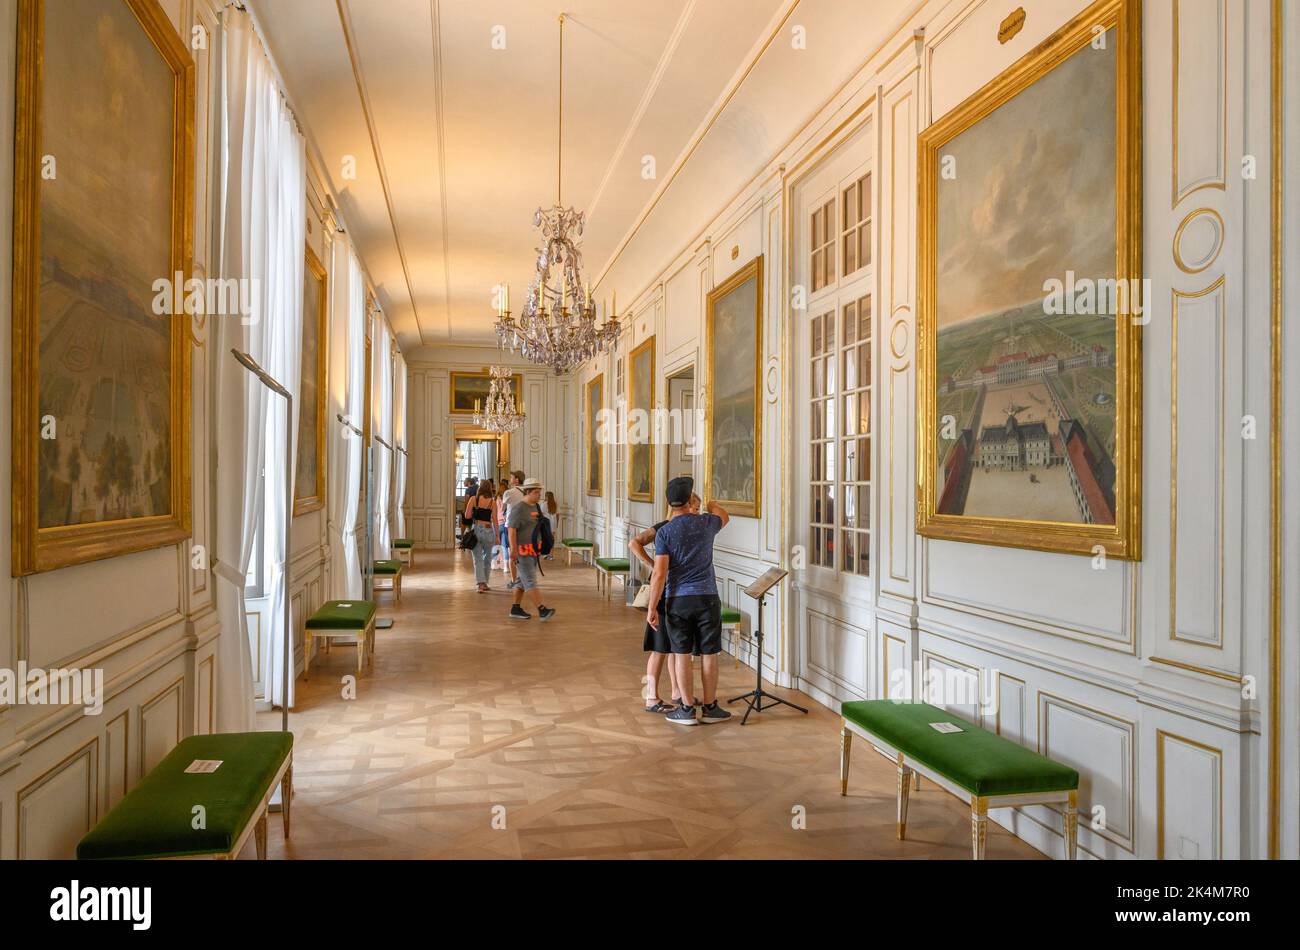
[646,476,732,726]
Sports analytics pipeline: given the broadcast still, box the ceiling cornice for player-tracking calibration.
[336,0,428,345]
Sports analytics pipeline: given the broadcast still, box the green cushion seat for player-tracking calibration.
[77,731,293,859]
[373,560,402,575]
[392,539,413,549]
[562,538,594,548]
[841,700,1078,798]
[721,608,742,624]
[595,557,630,572]
[305,599,377,630]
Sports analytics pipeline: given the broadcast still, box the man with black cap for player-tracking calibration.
[645,476,732,725]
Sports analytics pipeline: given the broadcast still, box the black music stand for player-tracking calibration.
[728,568,808,725]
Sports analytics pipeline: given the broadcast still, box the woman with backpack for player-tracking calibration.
[463,482,499,592]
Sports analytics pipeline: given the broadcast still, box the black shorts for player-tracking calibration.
[642,601,672,654]
[664,595,722,656]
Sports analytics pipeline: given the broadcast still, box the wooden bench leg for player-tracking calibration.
[971,797,988,859]
[897,757,911,840]
[1064,790,1078,860]
[357,639,365,672]
[255,812,268,860]
[281,764,293,840]
[839,723,852,795]
[303,633,312,681]
[913,773,922,792]
[396,574,402,602]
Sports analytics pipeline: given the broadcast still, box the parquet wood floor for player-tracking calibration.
[259,551,1043,860]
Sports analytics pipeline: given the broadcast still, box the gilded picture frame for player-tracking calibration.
[585,373,603,497]
[449,370,522,415]
[294,243,328,516]
[627,337,655,502]
[11,0,194,576]
[915,0,1142,559]
[704,255,763,518]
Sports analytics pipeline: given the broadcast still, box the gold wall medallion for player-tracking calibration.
[12,0,195,575]
[704,255,764,518]
[916,0,1142,559]
[998,7,1027,44]
[294,243,328,516]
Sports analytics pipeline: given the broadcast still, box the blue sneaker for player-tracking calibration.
[699,702,732,724]
[666,703,698,726]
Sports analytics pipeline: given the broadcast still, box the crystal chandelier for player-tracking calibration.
[473,366,526,433]
[493,14,620,375]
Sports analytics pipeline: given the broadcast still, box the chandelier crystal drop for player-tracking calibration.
[492,13,621,375]
[473,366,526,433]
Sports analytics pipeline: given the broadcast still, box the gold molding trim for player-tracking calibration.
[704,255,764,518]
[1172,207,1226,274]
[1156,729,1223,859]
[916,0,1143,559]
[1171,0,1230,208]
[998,7,1027,45]
[1268,0,1282,860]
[138,675,184,779]
[16,737,99,859]
[1037,689,1136,852]
[1169,276,1227,649]
[1150,654,1240,683]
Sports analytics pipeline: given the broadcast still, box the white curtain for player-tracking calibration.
[213,8,306,725]
[392,352,408,539]
[327,242,365,599]
[471,441,492,484]
[371,315,394,558]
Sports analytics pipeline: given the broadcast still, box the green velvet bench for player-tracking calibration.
[594,557,630,598]
[305,599,377,676]
[392,538,415,568]
[562,537,595,567]
[77,731,293,860]
[373,559,403,603]
[721,607,742,666]
[839,699,1079,859]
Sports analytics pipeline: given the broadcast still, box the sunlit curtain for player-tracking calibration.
[392,352,408,539]
[327,242,365,599]
[213,7,306,725]
[371,315,394,558]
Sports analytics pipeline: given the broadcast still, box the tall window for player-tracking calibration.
[840,295,871,576]
[809,310,836,566]
[808,296,872,577]
[841,173,872,277]
[810,198,836,293]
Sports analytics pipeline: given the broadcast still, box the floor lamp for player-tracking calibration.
[373,434,396,630]
[336,412,392,630]
[231,349,293,734]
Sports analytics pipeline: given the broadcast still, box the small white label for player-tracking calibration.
[339,603,352,608]
[929,722,962,734]
[185,759,223,773]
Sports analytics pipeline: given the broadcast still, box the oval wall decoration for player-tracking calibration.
[1172,207,1225,274]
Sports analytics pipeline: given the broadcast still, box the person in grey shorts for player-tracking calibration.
[507,477,556,622]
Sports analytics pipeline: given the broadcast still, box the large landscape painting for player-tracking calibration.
[295,244,327,515]
[628,338,654,502]
[705,256,763,517]
[917,0,1141,558]
[12,0,192,574]
[585,374,602,496]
